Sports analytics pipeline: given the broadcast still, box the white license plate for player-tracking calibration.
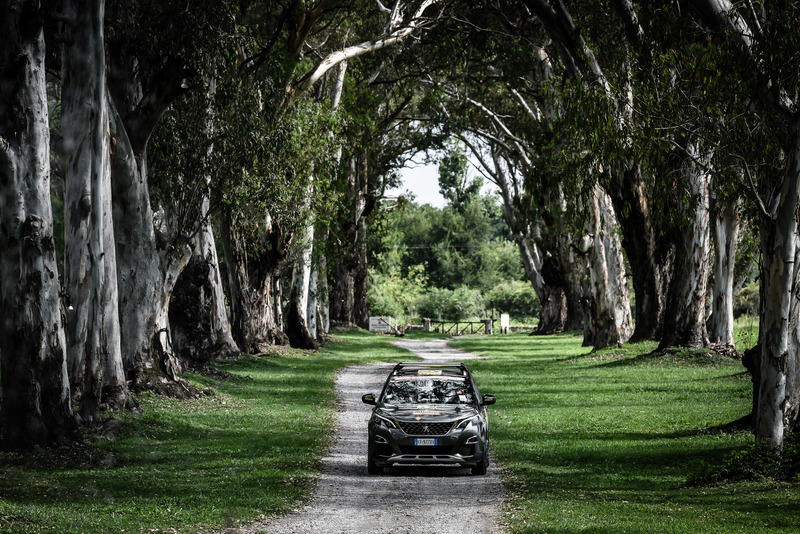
[414,438,437,446]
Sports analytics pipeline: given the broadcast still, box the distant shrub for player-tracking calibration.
[417,286,484,321]
[734,280,759,318]
[486,280,538,320]
[367,264,427,321]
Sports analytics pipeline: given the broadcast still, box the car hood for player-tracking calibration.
[376,404,479,422]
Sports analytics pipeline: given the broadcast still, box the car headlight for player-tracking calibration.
[455,416,479,430]
[373,414,397,429]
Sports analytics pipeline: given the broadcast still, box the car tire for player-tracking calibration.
[367,450,383,475]
[472,447,489,476]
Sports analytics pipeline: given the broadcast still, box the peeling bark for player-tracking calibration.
[582,185,633,348]
[757,129,800,447]
[108,96,190,388]
[605,165,673,341]
[288,208,318,349]
[659,148,711,350]
[316,226,331,336]
[708,198,740,346]
[329,153,374,329]
[0,1,77,447]
[61,0,131,417]
[218,213,289,352]
[169,219,240,367]
[687,0,800,449]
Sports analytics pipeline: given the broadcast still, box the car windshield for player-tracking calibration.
[382,376,475,405]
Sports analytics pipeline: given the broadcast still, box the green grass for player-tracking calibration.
[734,315,759,352]
[2,328,796,533]
[451,332,798,533]
[0,330,412,534]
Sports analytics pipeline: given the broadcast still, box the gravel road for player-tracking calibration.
[208,338,506,534]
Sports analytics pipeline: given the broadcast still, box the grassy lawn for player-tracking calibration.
[1,328,796,533]
[452,332,799,533]
[0,330,412,534]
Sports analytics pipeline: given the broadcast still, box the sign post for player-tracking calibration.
[368,316,394,332]
[500,314,510,334]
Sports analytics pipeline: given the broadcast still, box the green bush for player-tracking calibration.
[417,286,484,321]
[734,280,759,318]
[485,280,538,320]
[367,264,427,321]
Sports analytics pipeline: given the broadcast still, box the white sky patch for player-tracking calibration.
[389,158,498,208]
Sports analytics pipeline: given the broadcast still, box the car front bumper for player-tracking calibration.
[369,423,487,467]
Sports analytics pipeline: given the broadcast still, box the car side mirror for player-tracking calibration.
[362,394,377,405]
[481,394,496,406]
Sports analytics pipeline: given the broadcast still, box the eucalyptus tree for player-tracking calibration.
[682,0,800,448]
[214,0,445,345]
[421,2,634,342]
[0,0,77,447]
[708,194,743,347]
[60,0,131,416]
[507,0,716,349]
[328,67,426,327]
[102,0,236,392]
[152,79,241,366]
[453,86,632,346]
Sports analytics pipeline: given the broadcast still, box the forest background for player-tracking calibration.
[1,0,799,459]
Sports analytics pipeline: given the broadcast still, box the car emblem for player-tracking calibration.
[415,417,421,421]
[423,425,430,433]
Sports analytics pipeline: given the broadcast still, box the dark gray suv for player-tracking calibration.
[362,362,496,475]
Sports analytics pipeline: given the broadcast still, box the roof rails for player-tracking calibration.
[391,362,469,376]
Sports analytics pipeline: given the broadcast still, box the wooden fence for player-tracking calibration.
[426,319,493,336]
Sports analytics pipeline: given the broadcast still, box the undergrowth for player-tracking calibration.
[689,431,800,486]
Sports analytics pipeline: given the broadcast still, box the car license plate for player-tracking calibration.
[414,438,437,446]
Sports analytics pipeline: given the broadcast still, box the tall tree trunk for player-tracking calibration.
[485,150,557,332]
[61,0,131,418]
[218,213,289,352]
[537,282,568,334]
[606,165,673,341]
[308,61,344,340]
[757,128,800,447]
[316,227,331,335]
[105,23,199,393]
[708,197,740,346]
[354,214,370,329]
[330,259,355,326]
[555,231,585,332]
[583,184,633,348]
[659,148,711,350]
[169,214,240,367]
[308,256,319,339]
[108,99,190,391]
[329,153,374,328]
[534,212,578,334]
[287,215,318,349]
[168,76,239,365]
[195,212,239,356]
[0,1,77,447]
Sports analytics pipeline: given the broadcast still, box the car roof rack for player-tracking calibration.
[390,362,469,377]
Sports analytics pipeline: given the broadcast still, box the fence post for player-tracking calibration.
[423,318,431,332]
[484,319,493,335]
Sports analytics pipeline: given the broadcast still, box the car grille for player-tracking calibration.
[398,421,454,435]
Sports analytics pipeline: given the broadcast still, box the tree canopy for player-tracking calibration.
[2,0,800,453]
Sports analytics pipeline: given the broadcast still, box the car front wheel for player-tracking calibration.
[471,446,489,476]
[367,449,383,475]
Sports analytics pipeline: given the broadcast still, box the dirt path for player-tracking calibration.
[213,338,506,534]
